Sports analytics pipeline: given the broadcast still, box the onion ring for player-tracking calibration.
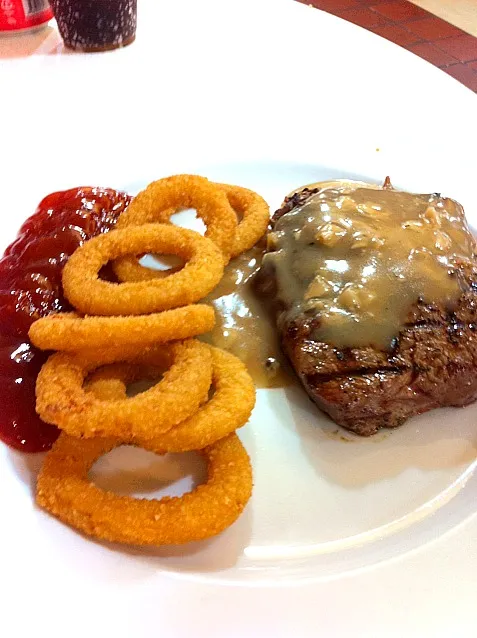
[116,174,237,258]
[86,370,128,401]
[35,340,212,439]
[36,432,252,546]
[113,182,269,282]
[84,361,211,408]
[218,183,270,258]
[62,224,224,316]
[87,347,256,452]
[29,305,215,351]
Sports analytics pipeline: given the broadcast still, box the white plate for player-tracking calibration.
[0,1,476,636]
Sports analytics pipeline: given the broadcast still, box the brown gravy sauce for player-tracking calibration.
[263,181,476,349]
[201,244,290,388]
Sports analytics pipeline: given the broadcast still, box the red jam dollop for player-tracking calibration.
[0,187,132,452]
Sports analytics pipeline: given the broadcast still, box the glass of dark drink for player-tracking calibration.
[50,0,137,51]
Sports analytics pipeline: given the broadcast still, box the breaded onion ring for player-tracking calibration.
[116,174,237,258]
[113,182,269,282]
[87,347,256,452]
[35,340,212,439]
[218,183,270,258]
[29,305,215,351]
[36,432,252,546]
[86,371,128,401]
[62,224,224,316]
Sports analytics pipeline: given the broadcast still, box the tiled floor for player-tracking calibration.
[297,0,477,92]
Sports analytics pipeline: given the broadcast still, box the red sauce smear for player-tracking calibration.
[0,187,132,453]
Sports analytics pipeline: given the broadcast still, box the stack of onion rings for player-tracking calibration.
[85,346,256,452]
[113,175,270,282]
[36,340,213,439]
[30,174,267,547]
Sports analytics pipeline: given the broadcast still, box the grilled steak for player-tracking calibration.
[256,182,477,435]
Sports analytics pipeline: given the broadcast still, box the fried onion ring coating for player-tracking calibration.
[218,183,270,258]
[87,347,256,452]
[116,174,237,258]
[113,182,269,282]
[62,224,224,316]
[35,340,212,439]
[29,305,215,351]
[36,432,252,546]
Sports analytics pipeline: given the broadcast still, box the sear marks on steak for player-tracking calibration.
[256,183,477,435]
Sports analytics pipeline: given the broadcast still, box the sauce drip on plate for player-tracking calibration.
[202,244,290,388]
[0,187,131,452]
